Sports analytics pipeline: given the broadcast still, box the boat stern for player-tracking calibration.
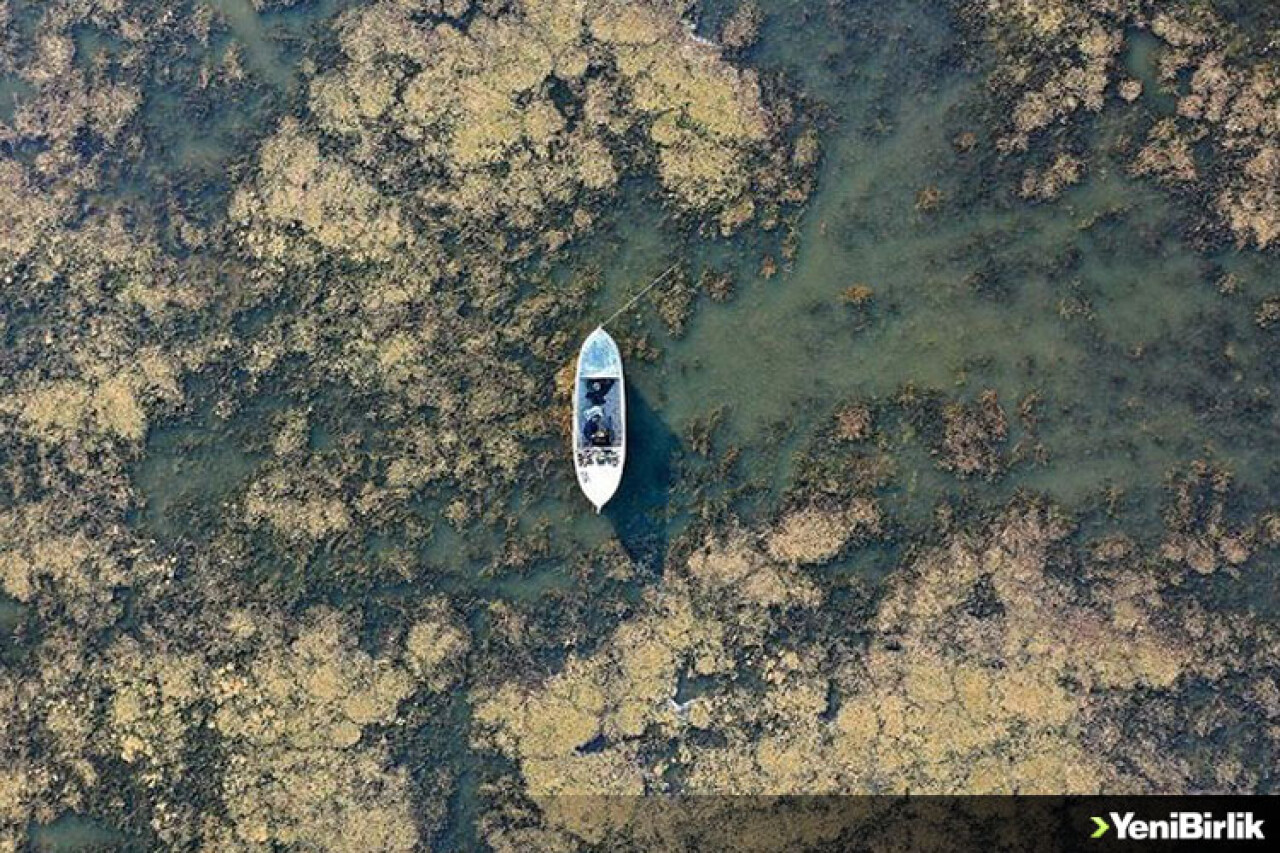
[576,457,623,512]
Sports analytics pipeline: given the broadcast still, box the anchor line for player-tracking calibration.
[599,262,681,330]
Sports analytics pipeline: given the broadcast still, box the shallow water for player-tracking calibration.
[112,0,1280,593]
[1123,28,1180,115]
[29,814,129,853]
[0,595,22,634]
[585,0,1280,539]
[205,0,298,91]
[11,0,1280,845]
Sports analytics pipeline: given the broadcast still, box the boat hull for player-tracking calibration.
[573,328,625,511]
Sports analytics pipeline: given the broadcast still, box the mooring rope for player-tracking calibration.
[599,262,681,330]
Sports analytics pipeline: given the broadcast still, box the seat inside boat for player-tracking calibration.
[579,377,621,449]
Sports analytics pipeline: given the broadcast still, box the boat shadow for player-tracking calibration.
[602,382,679,575]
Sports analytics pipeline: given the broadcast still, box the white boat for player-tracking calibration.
[573,327,625,512]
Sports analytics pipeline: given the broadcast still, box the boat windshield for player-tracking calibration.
[579,331,621,377]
